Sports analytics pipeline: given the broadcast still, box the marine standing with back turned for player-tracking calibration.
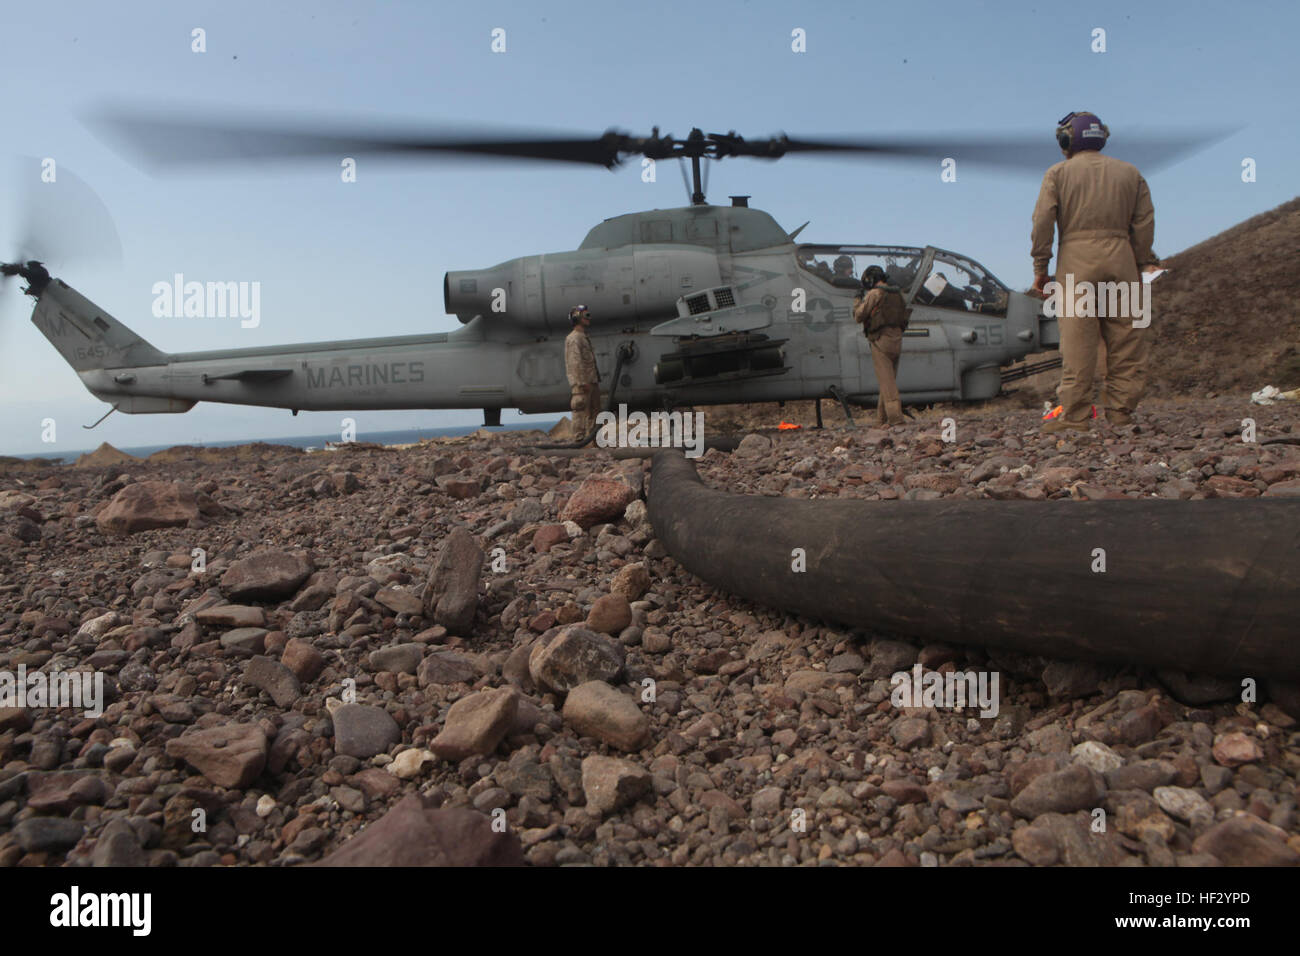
[854,265,909,426]
[564,304,601,443]
[1032,110,1161,432]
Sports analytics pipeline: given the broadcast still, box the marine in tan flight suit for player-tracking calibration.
[1032,111,1161,431]
[564,304,601,441]
[854,266,909,426]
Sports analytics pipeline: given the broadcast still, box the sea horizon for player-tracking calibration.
[5,420,563,464]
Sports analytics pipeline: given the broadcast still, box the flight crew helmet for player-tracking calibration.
[1056,111,1109,153]
[833,254,855,274]
[861,265,888,287]
[569,304,590,325]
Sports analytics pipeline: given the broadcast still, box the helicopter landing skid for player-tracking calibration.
[826,386,856,428]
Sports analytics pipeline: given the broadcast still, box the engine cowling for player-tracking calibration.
[444,245,721,333]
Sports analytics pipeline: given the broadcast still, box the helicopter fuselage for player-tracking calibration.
[31,204,1057,424]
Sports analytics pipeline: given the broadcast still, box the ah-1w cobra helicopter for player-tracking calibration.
[4,116,1211,427]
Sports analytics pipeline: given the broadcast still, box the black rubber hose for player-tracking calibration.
[646,450,1300,679]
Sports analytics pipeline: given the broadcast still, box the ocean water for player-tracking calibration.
[10,421,562,464]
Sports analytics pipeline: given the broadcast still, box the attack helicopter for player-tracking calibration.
[5,115,1216,427]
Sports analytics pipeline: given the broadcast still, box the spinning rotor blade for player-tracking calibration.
[2,158,122,282]
[84,106,1237,186]
[776,129,1237,174]
[88,108,632,171]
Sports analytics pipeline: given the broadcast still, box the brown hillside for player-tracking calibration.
[74,442,140,468]
[1150,196,1300,395]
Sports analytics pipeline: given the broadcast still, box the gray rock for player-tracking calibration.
[243,656,303,708]
[1011,763,1104,818]
[867,640,917,679]
[221,549,314,602]
[369,642,425,675]
[890,717,931,750]
[417,651,479,686]
[1042,660,1109,698]
[332,705,401,759]
[581,755,651,815]
[423,528,483,634]
[1192,814,1300,866]
[220,627,269,654]
[1155,670,1240,706]
[92,818,145,866]
[528,626,625,694]
[1106,759,1178,792]
[13,817,85,852]
[1071,740,1123,773]
[1153,786,1214,826]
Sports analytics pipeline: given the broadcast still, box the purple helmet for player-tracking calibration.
[1056,111,1109,152]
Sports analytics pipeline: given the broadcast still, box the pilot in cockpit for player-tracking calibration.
[831,255,859,288]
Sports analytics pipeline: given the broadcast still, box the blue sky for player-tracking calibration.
[2,0,1294,455]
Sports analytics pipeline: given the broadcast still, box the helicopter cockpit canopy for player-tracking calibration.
[796,244,1009,316]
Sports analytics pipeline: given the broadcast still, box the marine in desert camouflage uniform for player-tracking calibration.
[564,304,601,441]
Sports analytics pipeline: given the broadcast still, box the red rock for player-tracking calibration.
[429,687,518,761]
[1263,478,1300,498]
[533,524,570,553]
[585,593,632,635]
[281,638,325,683]
[581,755,651,815]
[559,477,637,529]
[437,478,481,500]
[1204,475,1260,498]
[610,563,651,601]
[902,472,961,494]
[562,680,649,751]
[1258,462,1300,484]
[165,723,268,788]
[881,778,928,804]
[315,793,524,866]
[528,609,557,632]
[1211,731,1263,768]
[96,482,199,535]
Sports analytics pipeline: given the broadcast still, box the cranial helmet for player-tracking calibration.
[569,304,590,324]
[1056,111,1109,153]
[862,265,888,286]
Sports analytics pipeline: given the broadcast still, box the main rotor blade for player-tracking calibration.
[778,129,1238,174]
[87,108,628,171]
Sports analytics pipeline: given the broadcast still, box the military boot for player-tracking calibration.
[1107,410,1134,427]
[1041,418,1091,434]
[885,401,906,426]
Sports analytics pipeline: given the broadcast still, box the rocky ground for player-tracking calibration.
[0,395,1297,868]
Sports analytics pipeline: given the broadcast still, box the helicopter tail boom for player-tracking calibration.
[31,278,168,373]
